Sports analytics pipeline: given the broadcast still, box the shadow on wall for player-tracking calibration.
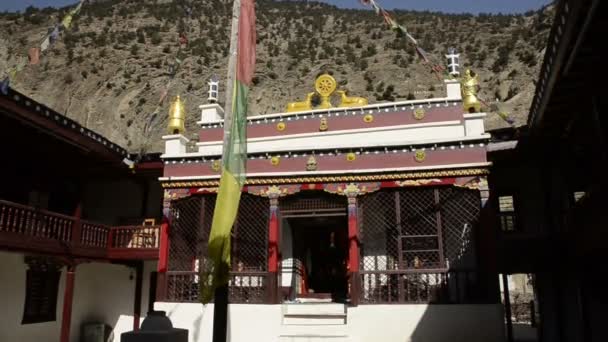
[406,190,504,342]
[75,261,157,342]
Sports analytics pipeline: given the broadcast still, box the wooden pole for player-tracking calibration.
[502,273,514,342]
[213,1,240,342]
[133,261,144,330]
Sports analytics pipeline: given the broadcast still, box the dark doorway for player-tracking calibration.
[289,215,348,302]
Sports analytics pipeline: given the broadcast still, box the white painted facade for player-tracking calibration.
[0,251,156,342]
[154,301,505,342]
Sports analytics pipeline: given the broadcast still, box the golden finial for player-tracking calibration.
[315,74,337,109]
[168,95,186,134]
[461,69,481,113]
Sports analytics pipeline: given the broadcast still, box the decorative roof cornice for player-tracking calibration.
[0,88,128,158]
[200,98,462,129]
[160,167,490,188]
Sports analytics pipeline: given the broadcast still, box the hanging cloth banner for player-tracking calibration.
[359,0,445,79]
[28,48,41,65]
[61,1,83,30]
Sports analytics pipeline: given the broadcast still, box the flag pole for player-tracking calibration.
[212,0,240,341]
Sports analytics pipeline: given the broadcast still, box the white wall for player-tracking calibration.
[155,302,504,342]
[0,251,66,341]
[0,251,157,342]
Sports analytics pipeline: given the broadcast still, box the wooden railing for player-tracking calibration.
[110,225,160,249]
[0,200,74,243]
[0,199,160,260]
[161,271,269,304]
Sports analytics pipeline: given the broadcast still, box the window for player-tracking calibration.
[573,191,586,203]
[22,262,61,324]
[498,195,517,232]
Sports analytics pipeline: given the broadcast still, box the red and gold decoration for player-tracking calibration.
[276,121,286,131]
[414,108,426,120]
[270,156,281,166]
[363,114,374,123]
[324,182,381,197]
[306,155,318,171]
[287,74,368,113]
[211,160,221,172]
[346,152,357,162]
[319,117,329,131]
[414,150,426,163]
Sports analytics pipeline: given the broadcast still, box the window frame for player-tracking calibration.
[22,267,61,324]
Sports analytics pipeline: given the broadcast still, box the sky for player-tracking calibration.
[0,0,552,14]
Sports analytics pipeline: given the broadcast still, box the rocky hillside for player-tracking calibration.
[0,0,554,153]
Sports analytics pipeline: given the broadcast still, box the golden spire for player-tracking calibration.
[461,69,481,113]
[168,95,186,135]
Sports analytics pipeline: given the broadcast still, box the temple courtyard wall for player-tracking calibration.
[154,301,505,342]
[0,251,157,342]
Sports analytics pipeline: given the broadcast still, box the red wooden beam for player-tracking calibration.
[347,196,360,306]
[267,203,279,303]
[157,218,170,273]
[60,265,76,342]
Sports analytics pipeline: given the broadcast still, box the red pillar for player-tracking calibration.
[158,218,170,273]
[156,218,170,301]
[60,265,76,342]
[267,198,279,303]
[347,195,360,306]
[71,203,82,245]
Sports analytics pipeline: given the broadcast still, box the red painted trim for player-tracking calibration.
[348,204,359,273]
[164,148,487,178]
[135,161,164,172]
[268,209,279,273]
[60,266,76,342]
[199,105,463,142]
[157,219,170,273]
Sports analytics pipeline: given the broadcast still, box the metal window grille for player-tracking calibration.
[166,194,269,303]
[358,187,481,304]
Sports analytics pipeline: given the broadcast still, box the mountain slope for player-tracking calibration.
[0,0,553,152]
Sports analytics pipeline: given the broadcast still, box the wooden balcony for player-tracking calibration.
[0,199,160,260]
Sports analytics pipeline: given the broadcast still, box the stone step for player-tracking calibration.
[283,314,347,326]
[279,324,348,338]
[279,337,350,342]
[283,303,346,316]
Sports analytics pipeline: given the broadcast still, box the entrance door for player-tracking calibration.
[287,216,348,302]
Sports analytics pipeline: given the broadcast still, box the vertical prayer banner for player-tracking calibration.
[201,0,256,304]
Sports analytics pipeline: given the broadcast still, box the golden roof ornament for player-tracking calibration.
[315,74,337,109]
[306,155,318,171]
[168,95,186,134]
[461,69,481,113]
[286,74,368,112]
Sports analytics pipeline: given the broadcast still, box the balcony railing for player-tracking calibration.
[359,269,485,304]
[0,199,160,260]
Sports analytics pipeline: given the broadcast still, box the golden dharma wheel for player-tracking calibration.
[315,74,337,97]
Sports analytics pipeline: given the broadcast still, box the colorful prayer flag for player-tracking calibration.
[201,0,256,304]
[0,77,9,95]
[28,48,40,65]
